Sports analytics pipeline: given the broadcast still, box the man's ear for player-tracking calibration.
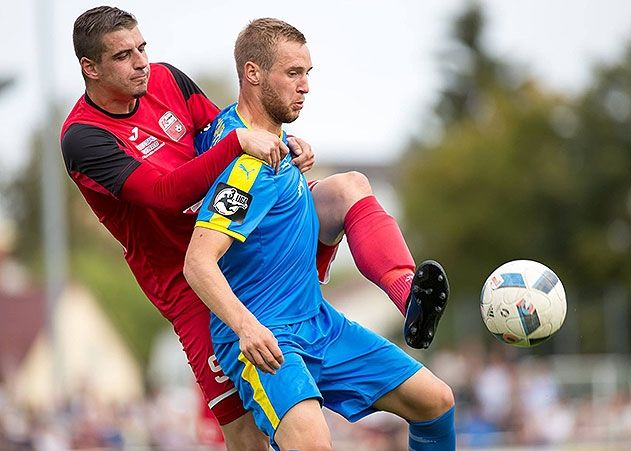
[80,57,99,81]
[244,61,261,86]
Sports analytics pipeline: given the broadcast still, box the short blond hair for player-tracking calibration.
[234,18,306,83]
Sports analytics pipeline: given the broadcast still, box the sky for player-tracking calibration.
[2,0,631,176]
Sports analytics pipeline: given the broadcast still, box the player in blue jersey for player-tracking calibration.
[194,37,450,354]
[184,18,456,450]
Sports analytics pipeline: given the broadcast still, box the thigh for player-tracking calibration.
[316,302,423,422]
[309,172,373,245]
[274,399,331,451]
[172,305,246,425]
[215,340,322,443]
[308,175,348,245]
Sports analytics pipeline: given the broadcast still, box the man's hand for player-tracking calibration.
[238,318,284,374]
[236,128,289,173]
[288,136,315,173]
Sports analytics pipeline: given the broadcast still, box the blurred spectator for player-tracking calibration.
[1,344,631,450]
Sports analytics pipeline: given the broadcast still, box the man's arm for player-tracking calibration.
[62,124,288,212]
[183,226,284,374]
[122,128,290,210]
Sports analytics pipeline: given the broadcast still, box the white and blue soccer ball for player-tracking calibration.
[480,260,567,347]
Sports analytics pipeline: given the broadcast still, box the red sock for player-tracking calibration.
[343,196,415,315]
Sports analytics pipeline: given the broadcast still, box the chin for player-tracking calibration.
[284,112,300,124]
[133,89,148,99]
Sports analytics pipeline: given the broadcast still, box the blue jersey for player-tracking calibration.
[195,103,244,156]
[195,103,322,343]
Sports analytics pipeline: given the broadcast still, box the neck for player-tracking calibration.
[237,94,281,136]
[86,85,137,115]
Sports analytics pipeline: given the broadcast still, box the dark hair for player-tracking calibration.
[73,6,137,62]
[234,18,306,83]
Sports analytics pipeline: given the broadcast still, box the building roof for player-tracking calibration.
[0,288,45,378]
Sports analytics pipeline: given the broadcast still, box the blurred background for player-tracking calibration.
[1,0,631,449]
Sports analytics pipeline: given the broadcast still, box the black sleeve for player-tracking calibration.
[159,62,207,101]
[61,123,140,196]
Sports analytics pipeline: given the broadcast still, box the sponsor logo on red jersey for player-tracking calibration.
[159,111,187,142]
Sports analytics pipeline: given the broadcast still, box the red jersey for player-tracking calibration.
[61,63,239,321]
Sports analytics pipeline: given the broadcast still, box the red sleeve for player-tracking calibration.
[120,130,241,212]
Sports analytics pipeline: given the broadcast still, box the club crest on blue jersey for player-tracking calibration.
[210,182,252,223]
[211,118,226,147]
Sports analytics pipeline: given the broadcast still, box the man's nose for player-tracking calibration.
[298,75,309,94]
[133,49,148,69]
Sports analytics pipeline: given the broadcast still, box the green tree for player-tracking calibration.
[399,3,631,352]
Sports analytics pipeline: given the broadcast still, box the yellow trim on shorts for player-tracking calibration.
[238,352,280,429]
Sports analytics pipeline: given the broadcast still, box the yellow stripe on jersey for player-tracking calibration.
[195,220,246,243]
[235,106,252,129]
[238,352,280,429]
[196,154,264,239]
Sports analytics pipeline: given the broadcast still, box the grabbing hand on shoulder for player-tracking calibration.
[236,128,289,173]
[288,136,315,173]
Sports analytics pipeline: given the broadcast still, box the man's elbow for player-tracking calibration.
[183,248,200,289]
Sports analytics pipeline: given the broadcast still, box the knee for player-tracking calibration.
[316,171,372,206]
[410,378,455,421]
[436,380,455,413]
[337,171,372,200]
[316,171,372,214]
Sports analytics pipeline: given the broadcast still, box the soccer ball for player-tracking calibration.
[480,260,567,347]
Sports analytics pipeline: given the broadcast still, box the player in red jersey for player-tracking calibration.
[62,6,448,449]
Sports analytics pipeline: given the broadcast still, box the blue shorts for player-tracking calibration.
[214,300,423,442]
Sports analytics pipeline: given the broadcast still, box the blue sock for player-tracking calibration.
[408,406,456,450]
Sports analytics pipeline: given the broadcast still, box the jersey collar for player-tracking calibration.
[84,92,140,119]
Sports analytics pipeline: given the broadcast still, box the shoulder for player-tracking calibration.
[61,123,118,157]
[152,62,206,100]
[215,104,241,134]
[219,154,275,192]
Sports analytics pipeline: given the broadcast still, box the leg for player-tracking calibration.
[221,413,269,451]
[310,171,415,313]
[373,368,456,450]
[172,303,269,450]
[313,302,454,449]
[213,334,327,451]
[310,171,373,246]
[373,367,454,422]
[274,399,332,451]
[311,172,450,348]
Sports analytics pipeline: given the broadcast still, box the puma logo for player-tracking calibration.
[239,163,255,179]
